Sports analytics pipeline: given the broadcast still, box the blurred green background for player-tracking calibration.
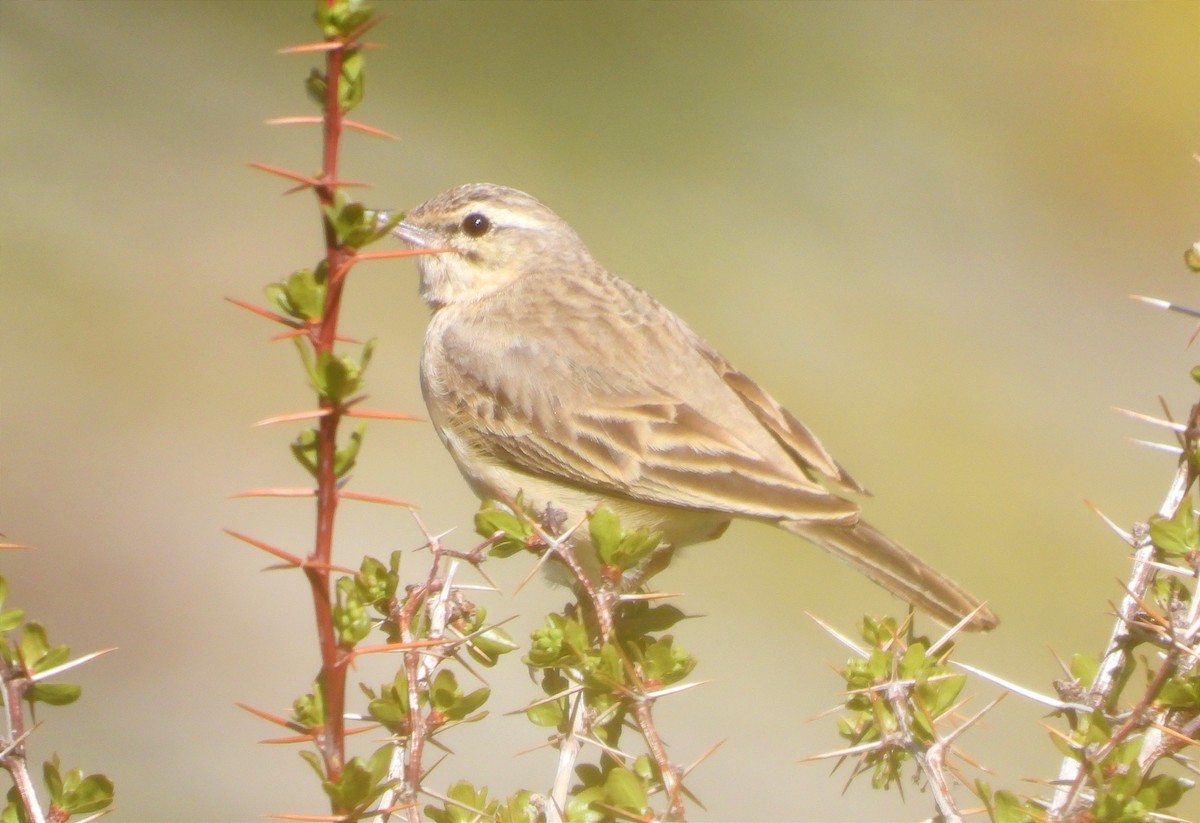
[2,1,1198,820]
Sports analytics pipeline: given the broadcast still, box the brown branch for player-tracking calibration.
[0,658,45,823]
[1049,402,1199,818]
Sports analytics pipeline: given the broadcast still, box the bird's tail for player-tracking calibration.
[781,519,998,631]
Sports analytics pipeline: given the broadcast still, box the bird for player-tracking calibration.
[393,183,997,631]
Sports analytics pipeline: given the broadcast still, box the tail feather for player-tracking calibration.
[781,519,998,631]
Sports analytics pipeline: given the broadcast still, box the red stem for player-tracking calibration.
[306,24,351,793]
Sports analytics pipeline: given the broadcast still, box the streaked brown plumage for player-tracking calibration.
[396,183,997,631]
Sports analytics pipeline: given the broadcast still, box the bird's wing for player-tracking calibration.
[429,273,860,524]
[698,348,867,495]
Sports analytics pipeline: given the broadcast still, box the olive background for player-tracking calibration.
[2,1,1198,820]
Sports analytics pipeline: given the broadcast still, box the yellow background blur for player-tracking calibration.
[2,1,1199,820]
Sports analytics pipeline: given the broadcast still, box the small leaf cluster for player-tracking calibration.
[39,757,113,822]
[286,541,517,812]
[454,603,521,668]
[977,783,1046,823]
[300,744,397,820]
[264,204,399,327]
[287,328,373,483]
[587,507,661,574]
[567,759,657,823]
[365,667,490,737]
[1030,632,1195,820]
[267,263,327,323]
[308,0,373,113]
[836,617,965,791]
[1040,713,1190,822]
[333,552,401,646]
[474,498,538,559]
[1003,461,1200,820]
[477,505,695,821]
[1148,500,1197,559]
[0,578,113,822]
[3,757,113,823]
[295,335,376,407]
[323,193,401,251]
[2,622,79,709]
[424,781,539,823]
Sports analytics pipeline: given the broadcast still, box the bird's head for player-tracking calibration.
[394,183,591,308]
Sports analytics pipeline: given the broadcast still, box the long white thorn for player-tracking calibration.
[1113,407,1188,432]
[1131,294,1200,319]
[954,661,1092,712]
[1128,438,1184,456]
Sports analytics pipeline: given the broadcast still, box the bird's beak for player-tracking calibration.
[392,220,438,250]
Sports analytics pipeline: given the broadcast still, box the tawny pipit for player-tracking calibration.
[395,183,997,631]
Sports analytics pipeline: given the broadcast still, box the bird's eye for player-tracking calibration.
[461,213,491,238]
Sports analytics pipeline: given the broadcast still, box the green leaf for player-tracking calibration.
[898,641,928,678]
[317,352,355,403]
[324,759,368,809]
[565,785,606,823]
[314,0,374,39]
[919,671,965,718]
[354,554,397,612]
[293,685,325,728]
[42,757,63,805]
[616,601,687,636]
[27,682,81,706]
[292,337,321,391]
[1138,773,1188,810]
[305,68,327,108]
[603,766,648,814]
[365,744,392,782]
[1149,504,1198,557]
[582,642,625,690]
[360,337,376,373]
[0,609,24,633]
[607,527,662,571]
[638,636,695,685]
[367,697,406,725]
[1156,675,1200,709]
[447,687,490,721]
[525,698,564,728]
[338,48,366,114]
[1069,653,1099,686]
[430,668,461,712]
[297,750,325,783]
[322,193,378,248]
[494,791,538,823]
[589,507,622,564]
[60,773,114,815]
[467,624,519,667]
[18,623,48,667]
[1048,728,1081,760]
[428,780,494,823]
[323,749,394,812]
[991,789,1039,823]
[267,268,326,321]
[475,503,532,558]
[368,669,411,728]
[1186,243,1200,273]
[37,643,69,673]
[290,428,320,479]
[363,208,403,246]
[333,578,371,645]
